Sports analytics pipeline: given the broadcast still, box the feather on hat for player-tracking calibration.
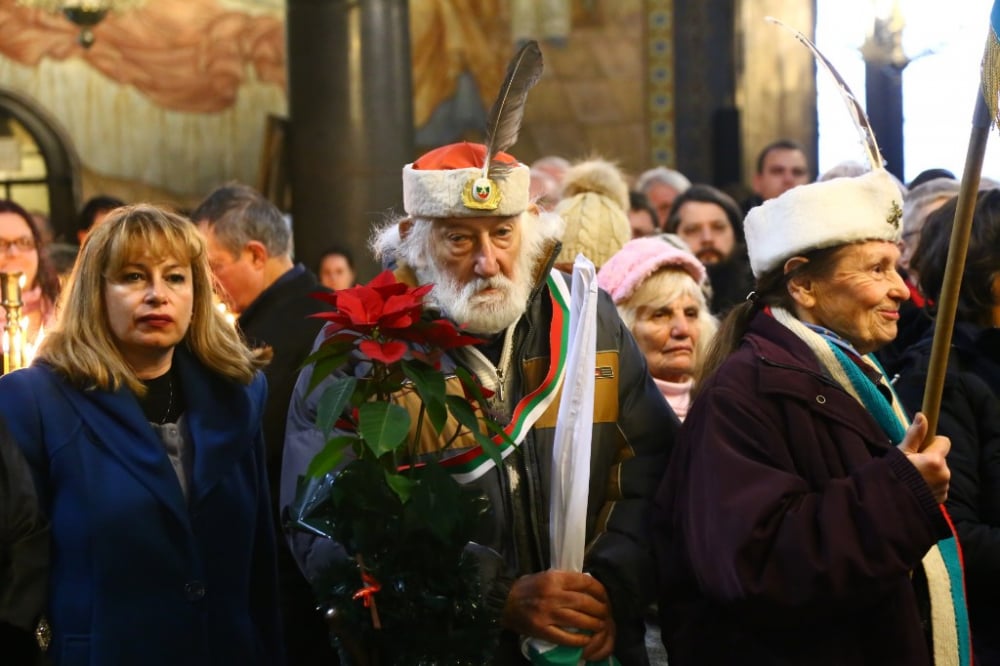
[402,41,543,218]
[744,20,903,278]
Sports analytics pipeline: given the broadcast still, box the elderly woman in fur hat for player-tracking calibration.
[652,168,969,665]
[597,237,716,421]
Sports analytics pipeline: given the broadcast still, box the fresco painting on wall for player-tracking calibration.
[0,0,650,212]
[0,0,287,204]
[0,0,519,204]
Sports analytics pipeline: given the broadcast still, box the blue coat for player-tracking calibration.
[0,347,284,666]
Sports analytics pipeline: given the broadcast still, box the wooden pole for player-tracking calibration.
[919,92,991,448]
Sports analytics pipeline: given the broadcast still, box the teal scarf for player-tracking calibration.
[772,308,971,666]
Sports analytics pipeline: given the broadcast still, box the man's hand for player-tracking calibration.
[897,412,951,503]
[501,569,616,661]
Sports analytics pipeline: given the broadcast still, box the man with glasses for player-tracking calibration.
[193,183,337,666]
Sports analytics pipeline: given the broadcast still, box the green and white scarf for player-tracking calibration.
[772,307,970,666]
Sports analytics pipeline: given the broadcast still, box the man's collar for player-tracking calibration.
[237,263,307,323]
[392,264,420,287]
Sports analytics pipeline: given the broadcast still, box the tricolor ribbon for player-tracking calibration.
[440,268,570,482]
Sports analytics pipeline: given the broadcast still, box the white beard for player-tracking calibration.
[417,263,531,335]
[386,211,559,335]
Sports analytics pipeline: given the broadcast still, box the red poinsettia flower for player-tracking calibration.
[359,339,409,365]
[312,271,435,338]
[334,406,360,431]
[313,271,481,357]
[419,319,484,350]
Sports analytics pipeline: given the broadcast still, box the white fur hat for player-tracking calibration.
[402,142,530,218]
[744,168,903,277]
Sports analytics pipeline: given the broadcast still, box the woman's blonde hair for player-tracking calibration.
[39,204,262,394]
[616,267,718,374]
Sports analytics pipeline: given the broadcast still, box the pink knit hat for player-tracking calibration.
[597,237,706,304]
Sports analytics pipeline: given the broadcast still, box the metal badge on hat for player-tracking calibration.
[460,40,544,212]
[462,175,503,210]
[887,200,902,229]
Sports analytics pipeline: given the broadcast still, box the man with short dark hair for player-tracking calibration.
[192,183,337,666]
[744,139,811,213]
[666,184,753,315]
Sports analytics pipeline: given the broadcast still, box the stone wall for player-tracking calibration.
[517,1,649,182]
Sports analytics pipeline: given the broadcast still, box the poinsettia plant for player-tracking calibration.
[290,270,515,665]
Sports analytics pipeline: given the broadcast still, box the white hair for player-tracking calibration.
[370,209,561,333]
[635,167,692,196]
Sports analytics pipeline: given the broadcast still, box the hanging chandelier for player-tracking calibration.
[17,1,145,48]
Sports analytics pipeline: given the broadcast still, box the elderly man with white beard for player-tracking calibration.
[280,141,679,665]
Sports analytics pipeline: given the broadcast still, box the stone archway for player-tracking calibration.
[0,87,80,241]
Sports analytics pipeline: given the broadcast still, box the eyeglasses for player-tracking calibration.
[0,237,35,253]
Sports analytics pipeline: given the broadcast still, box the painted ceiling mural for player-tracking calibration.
[0,0,285,112]
[0,0,287,197]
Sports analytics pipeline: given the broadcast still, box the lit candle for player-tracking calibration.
[0,271,21,309]
[12,327,23,371]
[216,301,237,327]
[25,325,43,366]
[0,271,25,373]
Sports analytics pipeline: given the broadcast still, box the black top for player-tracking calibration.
[139,367,183,425]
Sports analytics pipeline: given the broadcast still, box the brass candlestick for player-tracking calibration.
[1,272,25,373]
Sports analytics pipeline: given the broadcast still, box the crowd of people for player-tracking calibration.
[0,74,997,666]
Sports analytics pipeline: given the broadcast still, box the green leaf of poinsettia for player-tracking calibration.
[306,434,358,478]
[358,402,411,458]
[454,366,489,404]
[445,395,504,469]
[316,376,358,435]
[480,415,516,450]
[408,461,468,541]
[303,345,353,395]
[402,359,448,434]
[384,469,415,503]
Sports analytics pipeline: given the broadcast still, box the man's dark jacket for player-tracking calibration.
[0,416,47,666]
[282,248,679,665]
[237,263,337,665]
[238,263,331,499]
[895,323,1000,665]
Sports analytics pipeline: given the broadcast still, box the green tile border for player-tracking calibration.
[647,0,674,167]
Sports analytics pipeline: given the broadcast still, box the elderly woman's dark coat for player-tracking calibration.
[653,310,952,665]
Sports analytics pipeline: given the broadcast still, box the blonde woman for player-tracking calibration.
[0,205,282,665]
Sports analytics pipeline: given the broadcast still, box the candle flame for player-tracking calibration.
[216,300,236,326]
[25,326,43,366]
